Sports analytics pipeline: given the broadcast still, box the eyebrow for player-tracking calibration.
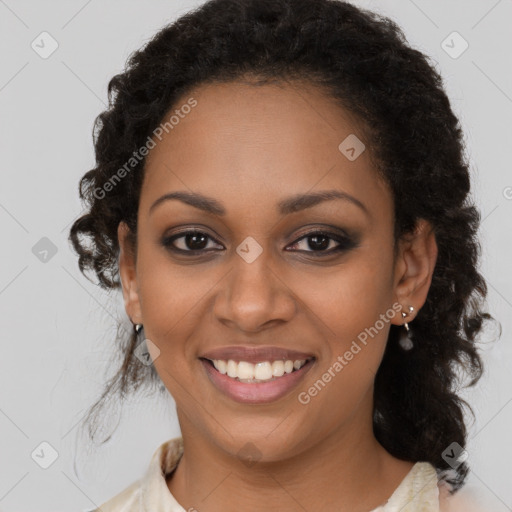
[148,189,369,217]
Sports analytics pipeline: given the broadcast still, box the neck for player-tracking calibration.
[166,400,414,512]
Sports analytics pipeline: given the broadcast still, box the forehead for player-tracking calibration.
[140,80,392,222]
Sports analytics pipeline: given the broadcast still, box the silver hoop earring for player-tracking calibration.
[134,323,143,335]
[399,306,415,351]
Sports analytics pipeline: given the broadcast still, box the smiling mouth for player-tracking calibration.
[200,357,315,383]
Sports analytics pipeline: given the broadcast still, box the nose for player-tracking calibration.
[212,246,297,333]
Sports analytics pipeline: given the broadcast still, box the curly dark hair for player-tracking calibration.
[69,0,496,492]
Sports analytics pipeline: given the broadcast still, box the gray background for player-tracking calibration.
[0,1,511,510]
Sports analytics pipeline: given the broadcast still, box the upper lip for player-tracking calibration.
[200,346,315,364]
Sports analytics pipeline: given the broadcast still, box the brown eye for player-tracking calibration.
[162,230,223,253]
[286,230,358,256]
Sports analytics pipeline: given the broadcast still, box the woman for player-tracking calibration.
[69,0,494,510]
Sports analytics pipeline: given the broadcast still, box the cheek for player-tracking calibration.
[290,251,395,329]
[287,252,396,392]
[134,246,198,368]
[294,264,395,429]
[136,240,208,327]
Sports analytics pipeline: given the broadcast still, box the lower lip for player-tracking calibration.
[200,358,315,404]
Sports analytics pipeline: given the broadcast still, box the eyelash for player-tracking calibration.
[161,228,357,257]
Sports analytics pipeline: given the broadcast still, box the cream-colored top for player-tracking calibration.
[95,437,489,512]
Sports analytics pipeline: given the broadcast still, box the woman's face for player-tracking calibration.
[119,79,432,461]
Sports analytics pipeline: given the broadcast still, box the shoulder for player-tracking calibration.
[375,461,495,512]
[92,437,184,512]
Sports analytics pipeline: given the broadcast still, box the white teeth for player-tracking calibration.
[284,360,294,374]
[238,361,254,380]
[211,358,308,382]
[254,362,273,380]
[272,360,285,377]
[227,360,238,378]
[215,360,227,374]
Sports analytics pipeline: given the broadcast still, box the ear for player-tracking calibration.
[391,218,438,325]
[118,221,143,325]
